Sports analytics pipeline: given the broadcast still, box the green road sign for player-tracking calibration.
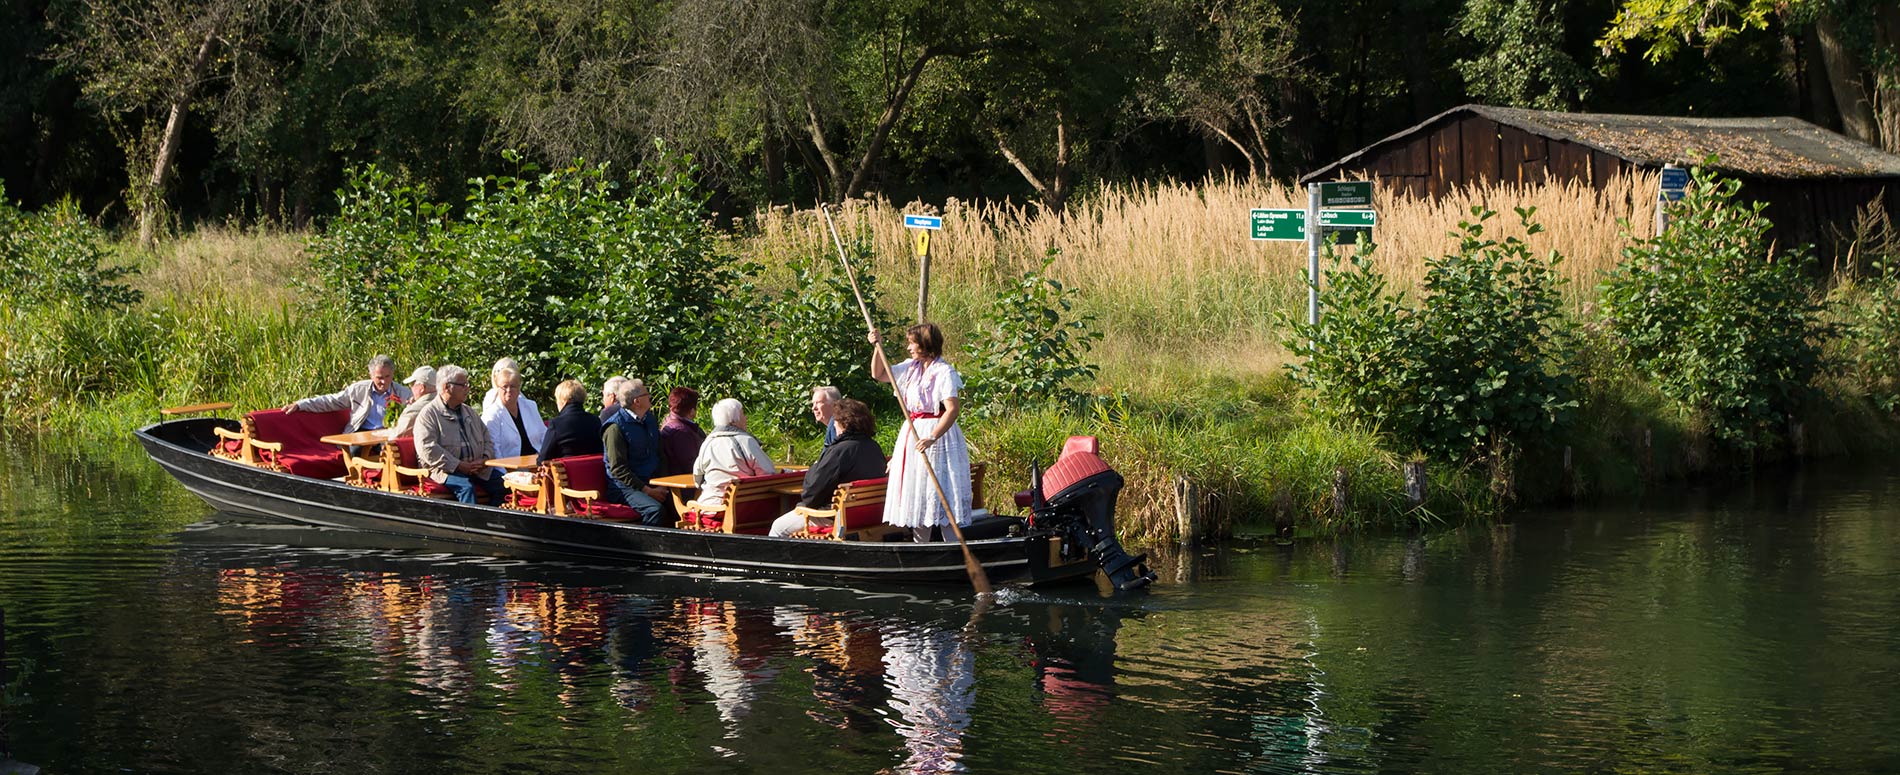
[1318,209,1376,228]
[1251,209,1306,240]
[1251,208,1378,241]
[1319,181,1372,207]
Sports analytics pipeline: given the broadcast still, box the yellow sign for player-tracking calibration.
[912,229,931,259]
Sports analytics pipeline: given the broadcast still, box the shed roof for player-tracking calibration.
[1302,104,1900,182]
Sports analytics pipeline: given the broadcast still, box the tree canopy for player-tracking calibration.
[3,0,1893,230]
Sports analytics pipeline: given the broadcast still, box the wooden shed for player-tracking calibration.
[1300,104,1900,255]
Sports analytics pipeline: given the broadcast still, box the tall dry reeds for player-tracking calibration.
[743,173,1656,381]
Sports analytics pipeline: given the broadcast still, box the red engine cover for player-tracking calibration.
[1041,436,1111,499]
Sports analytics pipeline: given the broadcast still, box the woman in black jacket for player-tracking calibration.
[769,399,886,537]
[537,380,606,463]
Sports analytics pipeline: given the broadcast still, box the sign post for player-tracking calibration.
[1305,184,1321,325]
[1656,165,1687,236]
[903,214,943,322]
[1254,180,1377,324]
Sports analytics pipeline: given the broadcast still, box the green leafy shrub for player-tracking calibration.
[310,150,889,433]
[744,247,897,431]
[965,251,1103,416]
[1599,166,1824,450]
[0,186,142,312]
[1287,208,1577,462]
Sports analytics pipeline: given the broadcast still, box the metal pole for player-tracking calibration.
[1654,193,1667,237]
[1306,182,1321,325]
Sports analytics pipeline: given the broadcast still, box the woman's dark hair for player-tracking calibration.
[905,322,944,358]
[834,398,875,436]
[667,386,700,415]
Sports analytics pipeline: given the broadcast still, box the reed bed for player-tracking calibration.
[744,174,1657,381]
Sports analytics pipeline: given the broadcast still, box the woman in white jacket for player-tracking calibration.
[482,367,547,461]
[692,398,777,509]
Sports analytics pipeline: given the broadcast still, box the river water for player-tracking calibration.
[1,436,1896,774]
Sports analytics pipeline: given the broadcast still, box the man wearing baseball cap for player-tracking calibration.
[390,365,438,438]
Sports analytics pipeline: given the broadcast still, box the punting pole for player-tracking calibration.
[819,205,994,597]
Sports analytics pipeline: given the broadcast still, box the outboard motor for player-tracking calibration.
[1029,437,1155,592]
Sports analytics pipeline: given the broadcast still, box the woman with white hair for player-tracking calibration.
[480,356,520,414]
[691,398,777,510]
[481,366,546,460]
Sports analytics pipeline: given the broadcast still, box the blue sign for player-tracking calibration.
[1660,167,1689,191]
[903,214,943,230]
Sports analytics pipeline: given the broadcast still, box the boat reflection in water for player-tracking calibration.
[183,519,1132,773]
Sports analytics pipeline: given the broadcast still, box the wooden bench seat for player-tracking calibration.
[219,408,350,479]
[793,477,895,541]
[547,454,640,521]
[679,471,807,535]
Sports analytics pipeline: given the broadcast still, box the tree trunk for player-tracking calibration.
[1814,13,1879,145]
[138,29,217,250]
[842,48,934,200]
[762,131,785,205]
[803,94,844,202]
[993,109,1072,214]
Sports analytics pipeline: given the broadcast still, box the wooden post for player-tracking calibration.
[1641,428,1654,482]
[1403,461,1427,509]
[1789,420,1806,459]
[916,238,932,322]
[1332,467,1350,522]
[1563,445,1577,499]
[1174,476,1199,546]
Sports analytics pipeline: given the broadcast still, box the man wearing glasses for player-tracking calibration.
[282,353,412,433]
[414,364,506,505]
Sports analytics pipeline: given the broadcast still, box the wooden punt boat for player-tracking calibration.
[137,418,1155,589]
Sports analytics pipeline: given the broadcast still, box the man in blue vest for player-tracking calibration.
[602,378,668,526]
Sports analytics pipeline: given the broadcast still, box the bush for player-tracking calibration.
[0,186,141,312]
[1598,165,1824,450]
[1287,208,1577,462]
[965,251,1103,417]
[743,245,897,431]
[310,150,888,434]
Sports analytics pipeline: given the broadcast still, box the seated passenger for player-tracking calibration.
[538,379,604,463]
[282,353,411,433]
[599,375,630,424]
[658,386,706,478]
[810,385,841,448]
[480,356,519,415]
[692,398,777,510]
[602,379,668,526]
[771,399,885,537]
[413,364,505,505]
[482,366,546,459]
[391,365,436,438]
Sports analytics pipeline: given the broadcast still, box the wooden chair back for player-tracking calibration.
[681,471,806,534]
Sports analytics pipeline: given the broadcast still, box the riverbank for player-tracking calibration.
[5,174,1900,542]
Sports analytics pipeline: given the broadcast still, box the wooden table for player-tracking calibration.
[483,454,541,471]
[649,473,699,491]
[319,429,396,447]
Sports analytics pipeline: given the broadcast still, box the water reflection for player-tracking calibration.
[169,524,1129,773]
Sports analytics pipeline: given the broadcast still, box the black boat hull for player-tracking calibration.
[136,418,1100,586]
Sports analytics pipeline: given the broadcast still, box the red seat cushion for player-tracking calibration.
[247,408,349,479]
[575,501,638,521]
[838,477,888,533]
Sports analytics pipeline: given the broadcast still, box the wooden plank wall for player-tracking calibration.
[1319,112,1898,261]
[1333,113,1635,197]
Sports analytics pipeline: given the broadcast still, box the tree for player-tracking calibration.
[1140,0,1306,179]
[952,0,1149,213]
[1597,0,1900,151]
[53,0,378,246]
[1457,0,1595,110]
[646,0,998,204]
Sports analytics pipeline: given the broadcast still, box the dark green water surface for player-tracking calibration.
[1,437,1896,774]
